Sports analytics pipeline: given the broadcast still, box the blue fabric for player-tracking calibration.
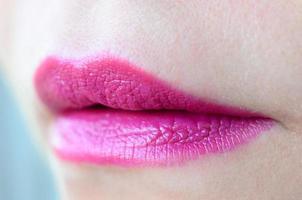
[0,75,58,200]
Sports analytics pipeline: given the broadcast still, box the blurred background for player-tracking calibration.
[0,74,58,200]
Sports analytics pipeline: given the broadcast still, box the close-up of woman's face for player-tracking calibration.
[1,1,302,199]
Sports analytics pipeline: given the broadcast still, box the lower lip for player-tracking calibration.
[52,109,273,167]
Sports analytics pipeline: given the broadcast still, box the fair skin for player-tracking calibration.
[1,1,302,199]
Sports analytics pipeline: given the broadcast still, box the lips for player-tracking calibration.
[35,55,273,167]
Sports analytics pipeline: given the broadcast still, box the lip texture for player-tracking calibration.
[35,55,273,167]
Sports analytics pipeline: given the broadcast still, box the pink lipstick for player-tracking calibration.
[35,55,273,167]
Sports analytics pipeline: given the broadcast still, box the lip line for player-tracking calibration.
[35,54,265,118]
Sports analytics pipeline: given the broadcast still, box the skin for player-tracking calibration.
[1,0,302,199]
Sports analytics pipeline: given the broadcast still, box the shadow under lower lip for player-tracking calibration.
[51,109,273,167]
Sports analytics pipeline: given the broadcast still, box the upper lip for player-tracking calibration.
[35,55,260,117]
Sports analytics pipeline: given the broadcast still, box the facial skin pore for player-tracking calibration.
[0,1,302,200]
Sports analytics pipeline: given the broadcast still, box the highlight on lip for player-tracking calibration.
[35,54,274,167]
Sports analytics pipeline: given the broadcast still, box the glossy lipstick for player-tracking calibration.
[35,55,273,167]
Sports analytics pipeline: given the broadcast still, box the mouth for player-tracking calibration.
[34,54,273,167]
